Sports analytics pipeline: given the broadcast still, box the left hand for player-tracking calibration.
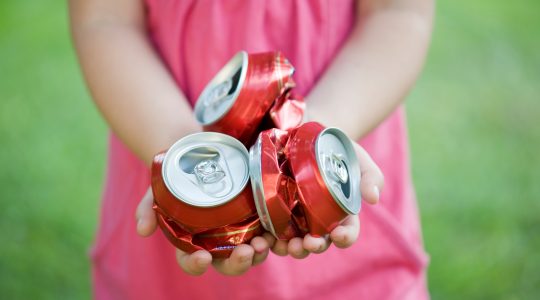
[270,143,384,258]
[136,188,275,276]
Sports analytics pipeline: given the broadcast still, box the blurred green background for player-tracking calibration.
[1,1,539,299]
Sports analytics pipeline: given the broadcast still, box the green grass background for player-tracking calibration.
[0,1,538,299]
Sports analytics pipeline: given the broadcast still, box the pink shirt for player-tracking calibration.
[91,1,429,299]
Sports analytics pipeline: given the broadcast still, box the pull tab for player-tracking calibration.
[194,159,226,184]
[325,152,349,184]
[179,146,233,198]
[204,79,233,108]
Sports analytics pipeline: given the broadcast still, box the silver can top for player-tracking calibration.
[315,128,361,214]
[249,136,278,236]
[194,51,248,125]
[162,132,250,207]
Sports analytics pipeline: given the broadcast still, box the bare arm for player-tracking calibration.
[307,0,434,140]
[69,0,199,166]
[69,0,276,277]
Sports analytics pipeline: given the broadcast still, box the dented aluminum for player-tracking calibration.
[194,51,296,145]
[151,132,258,258]
[249,123,361,239]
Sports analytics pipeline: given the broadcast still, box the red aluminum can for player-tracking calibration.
[249,128,307,240]
[151,132,259,256]
[194,51,295,145]
[287,122,361,236]
[250,123,361,239]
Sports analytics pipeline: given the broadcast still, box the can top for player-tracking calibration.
[249,136,277,236]
[194,51,248,125]
[315,128,361,214]
[162,132,250,207]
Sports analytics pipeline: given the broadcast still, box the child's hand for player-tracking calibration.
[176,233,275,276]
[270,143,383,258]
[135,188,276,276]
[135,143,382,274]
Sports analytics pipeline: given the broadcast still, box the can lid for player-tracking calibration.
[194,51,248,125]
[249,135,278,237]
[162,132,250,207]
[315,128,361,214]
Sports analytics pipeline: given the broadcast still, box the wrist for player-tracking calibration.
[143,122,202,166]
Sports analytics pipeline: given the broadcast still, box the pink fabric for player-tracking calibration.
[91,1,429,299]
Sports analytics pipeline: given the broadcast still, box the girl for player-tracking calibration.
[69,0,434,299]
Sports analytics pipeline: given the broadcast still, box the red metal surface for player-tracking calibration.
[254,123,353,239]
[258,129,307,240]
[151,152,257,233]
[286,122,351,237]
[268,91,306,131]
[156,213,262,258]
[203,52,295,145]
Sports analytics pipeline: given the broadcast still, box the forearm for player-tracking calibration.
[69,1,199,166]
[307,0,434,140]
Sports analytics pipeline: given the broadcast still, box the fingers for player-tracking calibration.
[271,234,332,257]
[262,232,277,249]
[176,233,273,276]
[271,239,289,256]
[212,244,255,276]
[272,237,310,258]
[176,249,212,276]
[177,221,357,277]
[274,216,359,256]
[353,143,384,205]
[135,187,157,237]
[271,237,309,258]
[250,233,274,266]
[330,215,360,249]
[303,234,331,254]
[287,237,310,259]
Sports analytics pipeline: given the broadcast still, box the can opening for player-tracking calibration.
[339,163,351,199]
[194,51,248,125]
[229,67,242,95]
[180,147,221,173]
[315,127,361,215]
[324,153,351,200]
[202,67,242,110]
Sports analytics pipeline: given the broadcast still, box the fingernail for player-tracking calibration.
[137,218,144,230]
[373,186,380,199]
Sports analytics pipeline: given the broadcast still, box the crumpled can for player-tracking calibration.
[194,51,297,145]
[249,122,361,239]
[151,132,258,257]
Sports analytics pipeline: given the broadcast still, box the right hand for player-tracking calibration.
[135,187,276,276]
[269,142,384,258]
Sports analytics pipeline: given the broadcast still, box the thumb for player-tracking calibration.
[136,187,158,237]
[353,143,384,205]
